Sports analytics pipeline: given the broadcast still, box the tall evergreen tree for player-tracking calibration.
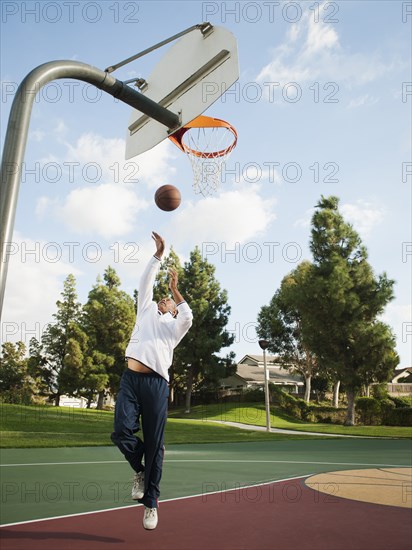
[153,247,183,302]
[257,262,318,403]
[257,196,399,422]
[304,196,399,424]
[174,247,235,412]
[28,274,86,405]
[82,266,135,408]
[152,247,184,404]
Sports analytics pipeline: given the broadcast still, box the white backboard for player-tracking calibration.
[125,25,239,159]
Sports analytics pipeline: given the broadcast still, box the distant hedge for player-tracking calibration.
[382,407,412,427]
[268,385,347,423]
[222,385,412,426]
[356,397,412,426]
[267,386,412,426]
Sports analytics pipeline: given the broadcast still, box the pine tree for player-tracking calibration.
[257,262,318,403]
[257,196,399,422]
[174,247,235,413]
[82,266,135,408]
[305,196,399,424]
[153,247,183,404]
[28,274,86,406]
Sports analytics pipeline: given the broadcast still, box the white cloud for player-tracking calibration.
[293,201,385,237]
[29,129,45,142]
[167,185,276,248]
[64,132,176,188]
[35,196,58,219]
[54,119,68,137]
[237,166,282,187]
[305,13,339,54]
[1,233,82,347]
[347,94,379,109]
[35,131,179,237]
[257,3,401,90]
[341,200,385,239]
[381,303,412,327]
[294,207,314,229]
[57,183,148,238]
[380,303,412,369]
[134,140,178,188]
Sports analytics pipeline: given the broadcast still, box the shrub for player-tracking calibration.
[382,407,412,427]
[312,406,347,424]
[356,397,382,425]
[389,396,410,408]
[0,388,32,406]
[297,400,312,421]
[371,383,389,400]
[241,387,265,403]
[270,385,341,422]
[269,385,288,406]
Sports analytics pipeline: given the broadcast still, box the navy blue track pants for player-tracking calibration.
[111,368,169,508]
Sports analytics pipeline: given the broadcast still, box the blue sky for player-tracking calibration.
[1,1,411,369]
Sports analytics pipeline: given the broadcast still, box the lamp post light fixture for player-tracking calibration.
[258,339,271,432]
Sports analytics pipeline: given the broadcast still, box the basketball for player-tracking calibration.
[154,185,181,211]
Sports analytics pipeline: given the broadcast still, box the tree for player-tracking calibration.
[153,247,182,302]
[0,341,32,403]
[82,266,135,408]
[303,196,399,424]
[28,274,86,406]
[173,247,235,412]
[152,247,184,404]
[257,262,318,403]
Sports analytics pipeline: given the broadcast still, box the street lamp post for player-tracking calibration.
[258,339,271,432]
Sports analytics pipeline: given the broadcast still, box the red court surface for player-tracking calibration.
[1,476,411,550]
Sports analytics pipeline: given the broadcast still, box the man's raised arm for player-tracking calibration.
[169,267,193,339]
[168,267,185,306]
[137,232,165,313]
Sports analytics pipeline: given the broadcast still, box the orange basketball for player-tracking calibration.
[154,185,181,212]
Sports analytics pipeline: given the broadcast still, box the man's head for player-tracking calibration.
[157,296,177,317]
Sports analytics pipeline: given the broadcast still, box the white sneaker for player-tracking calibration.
[143,506,158,530]
[132,471,144,500]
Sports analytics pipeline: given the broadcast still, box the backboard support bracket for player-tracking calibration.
[105,22,214,74]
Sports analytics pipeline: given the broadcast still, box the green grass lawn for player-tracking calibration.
[0,403,329,448]
[1,402,410,448]
[168,402,412,439]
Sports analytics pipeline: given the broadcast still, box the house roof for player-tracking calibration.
[392,367,412,383]
[219,373,248,387]
[236,363,303,386]
[238,354,281,367]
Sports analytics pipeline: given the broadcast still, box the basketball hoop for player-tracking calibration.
[169,115,237,196]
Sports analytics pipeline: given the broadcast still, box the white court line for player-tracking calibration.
[0,473,311,528]
[0,460,125,467]
[1,459,411,467]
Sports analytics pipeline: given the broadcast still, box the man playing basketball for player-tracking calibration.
[111,231,193,530]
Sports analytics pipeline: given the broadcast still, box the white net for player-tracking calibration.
[180,126,236,196]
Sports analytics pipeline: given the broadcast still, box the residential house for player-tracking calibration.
[219,354,304,396]
[388,367,412,396]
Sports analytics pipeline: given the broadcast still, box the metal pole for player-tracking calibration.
[263,348,271,432]
[0,60,181,320]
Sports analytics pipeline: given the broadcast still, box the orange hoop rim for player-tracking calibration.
[168,115,238,158]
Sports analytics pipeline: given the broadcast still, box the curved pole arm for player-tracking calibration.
[0,60,180,321]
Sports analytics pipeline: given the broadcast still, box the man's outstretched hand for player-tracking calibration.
[168,267,185,305]
[168,267,178,292]
[152,231,165,259]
